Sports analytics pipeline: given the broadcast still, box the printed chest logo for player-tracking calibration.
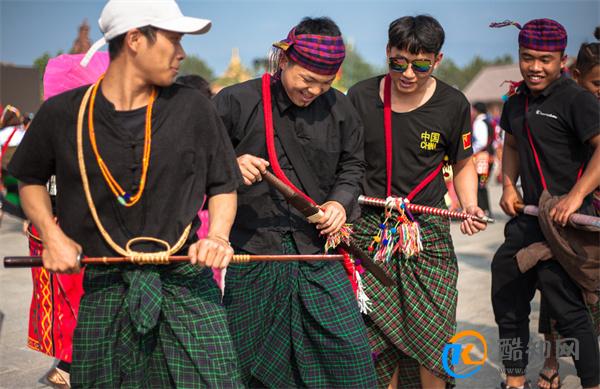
[462,132,472,150]
[420,131,441,150]
[535,109,558,120]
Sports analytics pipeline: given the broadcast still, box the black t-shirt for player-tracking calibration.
[347,75,473,206]
[500,74,599,205]
[9,83,242,256]
[214,77,365,254]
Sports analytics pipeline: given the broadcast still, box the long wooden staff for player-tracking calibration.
[3,254,345,268]
[262,171,395,286]
[358,195,495,224]
[514,203,600,229]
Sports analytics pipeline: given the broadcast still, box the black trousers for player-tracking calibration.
[477,184,490,214]
[491,215,599,387]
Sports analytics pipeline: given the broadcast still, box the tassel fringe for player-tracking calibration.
[325,224,353,251]
[368,196,422,262]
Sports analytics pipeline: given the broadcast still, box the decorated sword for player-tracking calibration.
[262,171,395,286]
[358,195,495,224]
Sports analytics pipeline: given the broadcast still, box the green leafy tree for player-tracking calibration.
[33,50,63,97]
[180,54,215,81]
[336,44,381,91]
[33,51,63,80]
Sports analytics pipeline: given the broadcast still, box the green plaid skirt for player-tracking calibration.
[223,233,377,388]
[353,203,458,388]
[71,263,242,388]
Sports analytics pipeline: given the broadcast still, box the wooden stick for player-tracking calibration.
[514,202,600,229]
[3,254,345,268]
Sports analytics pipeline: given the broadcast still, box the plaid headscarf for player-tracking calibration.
[490,18,567,52]
[273,27,345,76]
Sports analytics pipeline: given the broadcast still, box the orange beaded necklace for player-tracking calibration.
[87,76,156,207]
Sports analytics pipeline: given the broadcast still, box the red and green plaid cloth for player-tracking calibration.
[352,202,458,388]
[71,263,242,388]
[223,233,377,388]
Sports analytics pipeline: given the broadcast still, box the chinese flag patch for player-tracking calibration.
[462,132,472,150]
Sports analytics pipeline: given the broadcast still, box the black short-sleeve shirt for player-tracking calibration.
[500,74,599,205]
[213,77,365,254]
[9,83,242,256]
[347,75,473,206]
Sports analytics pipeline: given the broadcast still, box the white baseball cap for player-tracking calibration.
[81,0,211,67]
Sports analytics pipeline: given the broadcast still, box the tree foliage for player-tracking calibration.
[33,51,63,80]
[180,54,215,81]
[336,44,382,91]
[33,50,63,97]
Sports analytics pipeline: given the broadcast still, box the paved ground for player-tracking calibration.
[0,182,591,388]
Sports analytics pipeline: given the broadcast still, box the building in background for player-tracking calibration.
[0,63,41,114]
[212,48,252,94]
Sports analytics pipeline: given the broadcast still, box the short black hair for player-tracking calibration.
[473,102,487,114]
[388,15,445,55]
[576,42,600,76]
[176,74,213,98]
[108,25,158,61]
[575,27,600,77]
[294,17,341,37]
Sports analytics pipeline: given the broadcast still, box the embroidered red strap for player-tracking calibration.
[384,75,393,197]
[262,73,317,206]
[383,74,444,201]
[261,73,360,291]
[524,97,583,191]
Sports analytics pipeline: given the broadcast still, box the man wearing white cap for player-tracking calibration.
[8,0,244,387]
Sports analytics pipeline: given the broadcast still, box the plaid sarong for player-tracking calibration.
[223,233,377,388]
[352,203,458,388]
[71,263,242,388]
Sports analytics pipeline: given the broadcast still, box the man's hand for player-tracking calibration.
[316,201,346,235]
[42,225,82,273]
[460,205,487,235]
[499,184,524,217]
[188,236,233,269]
[549,191,583,227]
[237,154,270,186]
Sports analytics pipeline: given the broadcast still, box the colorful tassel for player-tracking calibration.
[325,224,353,251]
[500,80,523,101]
[370,196,422,262]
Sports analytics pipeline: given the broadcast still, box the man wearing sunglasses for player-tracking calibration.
[348,15,486,388]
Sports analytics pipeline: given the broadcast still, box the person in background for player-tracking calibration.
[536,27,600,389]
[472,101,496,216]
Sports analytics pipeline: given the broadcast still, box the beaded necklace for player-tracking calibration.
[88,76,156,207]
[77,83,191,262]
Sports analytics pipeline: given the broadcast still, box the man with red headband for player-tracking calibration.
[491,18,600,389]
[213,17,376,388]
[348,15,486,388]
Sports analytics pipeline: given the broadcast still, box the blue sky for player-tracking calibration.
[1,0,598,75]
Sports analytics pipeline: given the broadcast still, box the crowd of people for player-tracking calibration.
[2,0,599,388]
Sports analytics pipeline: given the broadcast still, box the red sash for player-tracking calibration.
[383,74,444,201]
[261,73,360,294]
